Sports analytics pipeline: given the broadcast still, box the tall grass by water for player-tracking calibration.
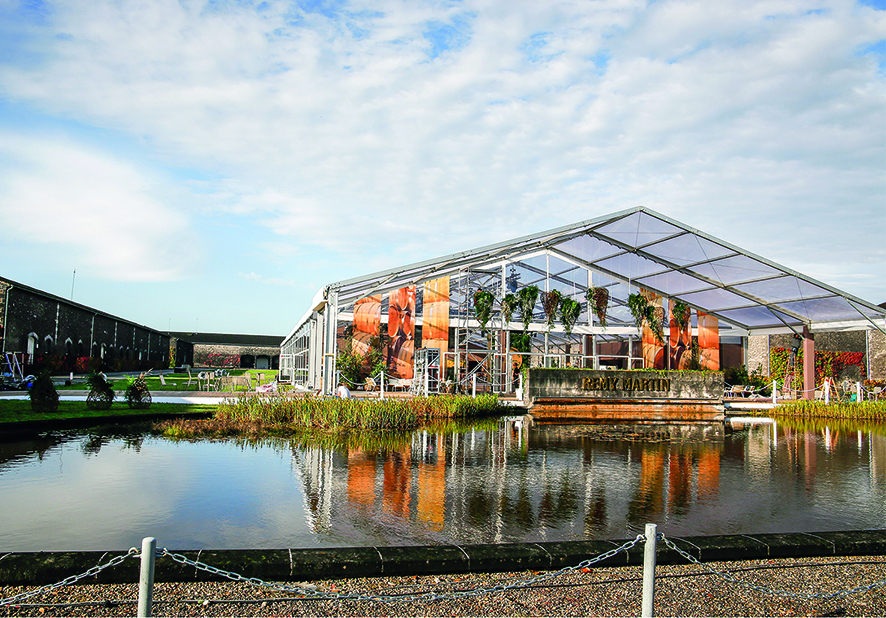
[771,400,886,421]
[159,393,503,439]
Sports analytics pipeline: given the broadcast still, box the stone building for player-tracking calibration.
[167,332,282,369]
[0,275,171,375]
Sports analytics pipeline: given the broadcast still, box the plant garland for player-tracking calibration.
[473,289,496,335]
[627,292,665,345]
[585,286,609,327]
[516,285,540,333]
[502,293,519,326]
[541,289,562,330]
[559,297,581,336]
[125,373,152,409]
[672,300,691,331]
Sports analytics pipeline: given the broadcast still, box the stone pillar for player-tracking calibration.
[747,335,769,375]
[869,329,886,381]
[803,326,815,400]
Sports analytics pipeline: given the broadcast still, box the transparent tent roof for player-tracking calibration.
[305,207,885,337]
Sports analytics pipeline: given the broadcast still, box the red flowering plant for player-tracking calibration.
[769,347,866,385]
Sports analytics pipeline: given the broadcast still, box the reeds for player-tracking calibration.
[214,393,501,430]
[772,400,886,421]
[156,394,502,440]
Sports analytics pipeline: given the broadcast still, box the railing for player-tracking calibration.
[3,525,884,618]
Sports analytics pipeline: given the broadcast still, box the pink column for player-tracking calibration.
[802,326,815,400]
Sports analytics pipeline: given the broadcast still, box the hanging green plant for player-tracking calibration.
[541,289,561,330]
[627,293,648,332]
[585,286,609,327]
[502,293,519,326]
[510,331,532,354]
[559,297,581,336]
[627,292,665,345]
[473,289,496,335]
[648,305,666,345]
[672,299,690,331]
[516,285,540,333]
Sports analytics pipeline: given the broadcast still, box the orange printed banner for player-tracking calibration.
[422,277,450,354]
[352,295,381,358]
[668,299,692,370]
[388,286,416,379]
[697,311,720,371]
[641,289,666,369]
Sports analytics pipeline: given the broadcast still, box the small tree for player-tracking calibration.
[29,369,59,414]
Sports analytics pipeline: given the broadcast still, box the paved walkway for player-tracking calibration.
[1,555,884,616]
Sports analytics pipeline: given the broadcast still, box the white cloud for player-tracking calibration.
[0,0,883,330]
[0,132,200,281]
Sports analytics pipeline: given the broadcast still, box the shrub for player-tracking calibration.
[28,370,59,413]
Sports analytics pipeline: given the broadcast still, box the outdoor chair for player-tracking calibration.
[364,377,377,391]
[159,375,168,386]
[231,376,250,391]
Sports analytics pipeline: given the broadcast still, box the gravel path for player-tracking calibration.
[2,555,885,617]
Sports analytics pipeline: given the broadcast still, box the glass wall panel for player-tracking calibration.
[642,233,733,266]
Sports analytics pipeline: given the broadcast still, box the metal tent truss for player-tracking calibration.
[281,207,886,393]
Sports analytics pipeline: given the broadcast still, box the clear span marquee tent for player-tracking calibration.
[280,207,885,394]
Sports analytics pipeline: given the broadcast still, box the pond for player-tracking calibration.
[0,417,883,551]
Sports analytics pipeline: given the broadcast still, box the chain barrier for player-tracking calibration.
[159,536,645,603]
[4,535,885,609]
[0,548,138,607]
[659,535,886,600]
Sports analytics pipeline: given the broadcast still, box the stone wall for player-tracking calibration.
[193,343,280,369]
[750,330,885,380]
[870,329,886,380]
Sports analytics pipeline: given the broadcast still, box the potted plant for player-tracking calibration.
[517,285,540,333]
[473,289,496,335]
[541,289,562,330]
[124,372,152,409]
[86,370,115,410]
[585,286,609,327]
[28,369,59,413]
[559,297,581,336]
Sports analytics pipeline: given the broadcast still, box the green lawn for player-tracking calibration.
[0,399,217,425]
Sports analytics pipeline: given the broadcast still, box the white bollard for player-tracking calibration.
[380,372,385,400]
[772,379,777,405]
[824,378,830,404]
[138,537,156,618]
[472,374,477,398]
[856,381,862,403]
[642,523,657,618]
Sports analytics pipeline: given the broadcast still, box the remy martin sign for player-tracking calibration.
[582,375,670,392]
[527,368,724,403]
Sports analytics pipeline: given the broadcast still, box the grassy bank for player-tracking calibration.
[158,393,503,439]
[766,400,886,421]
[54,369,276,392]
[0,399,217,425]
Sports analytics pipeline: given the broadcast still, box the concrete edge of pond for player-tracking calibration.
[1,529,883,586]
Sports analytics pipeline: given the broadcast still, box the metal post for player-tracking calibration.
[380,371,385,400]
[642,523,657,618]
[824,377,830,404]
[772,379,777,405]
[138,537,156,618]
[472,373,477,398]
[856,381,861,402]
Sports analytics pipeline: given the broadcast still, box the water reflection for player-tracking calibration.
[0,417,883,551]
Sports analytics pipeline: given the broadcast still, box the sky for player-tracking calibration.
[0,0,883,337]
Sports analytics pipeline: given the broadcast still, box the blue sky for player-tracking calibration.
[0,0,884,336]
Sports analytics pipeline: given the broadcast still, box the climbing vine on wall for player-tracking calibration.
[769,347,866,384]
